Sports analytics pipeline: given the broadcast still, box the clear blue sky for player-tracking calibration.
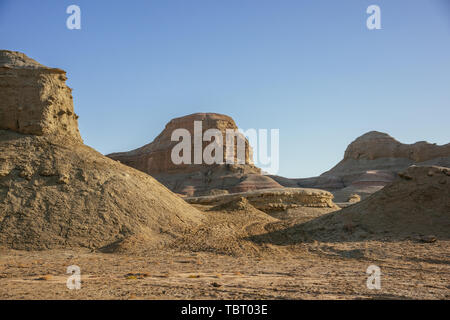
[1,0,449,178]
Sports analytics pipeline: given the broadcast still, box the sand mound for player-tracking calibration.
[299,166,450,241]
[0,51,204,251]
[0,131,202,249]
[174,200,280,256]
[271,131,450,202]
[0,131,204,250]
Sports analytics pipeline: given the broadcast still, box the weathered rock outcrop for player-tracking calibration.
[185,188,337,213]
[108,113,282,196]
[342,131,450,162]
[272,131,450,202]
[0,51,204,251]
[0,50,82,142]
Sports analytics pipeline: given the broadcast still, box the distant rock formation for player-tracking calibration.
[108,113,254,174]
[271,131,450,202]
[342,131,449,162]
[0,50,82,142]
[108,113,282,196]
[0,51,204,251]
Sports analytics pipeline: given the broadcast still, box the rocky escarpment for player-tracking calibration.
[108,113,282,196]
[0,51,204,251]
[0,50,82,142]
[272,131,450,202]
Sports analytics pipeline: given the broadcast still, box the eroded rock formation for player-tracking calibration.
[271,131,450,202]
[185,187,336,213]
[0,51,204,251]
[0,50,82,142]
[343,131,450,162]
[108,113,282,196]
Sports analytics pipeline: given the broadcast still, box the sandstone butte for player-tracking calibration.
[108,113,283,196]
[271,131,450,202]
[0,50,204,251]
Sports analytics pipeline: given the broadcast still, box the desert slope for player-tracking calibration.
[299,165,450,241]
[0,50,204,251]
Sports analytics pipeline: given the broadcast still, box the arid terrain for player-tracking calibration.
[1,187,449,300]
[1,234,449,299]
[1,50,449,300]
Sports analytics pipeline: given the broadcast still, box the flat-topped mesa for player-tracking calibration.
[109,112,257,175]
[0,50,82,142]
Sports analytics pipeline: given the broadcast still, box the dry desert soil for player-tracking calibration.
[1,204,449,300]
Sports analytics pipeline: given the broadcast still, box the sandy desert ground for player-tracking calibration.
[1,204,449,300]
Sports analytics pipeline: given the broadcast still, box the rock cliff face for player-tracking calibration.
[271,131,450,202]
[108,113,282,196]
[0,50,82,142]
[0,51,204,251]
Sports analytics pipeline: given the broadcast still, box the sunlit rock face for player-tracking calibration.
[108,113,283,196]
[108,113,254,175]
[0,50,82,142]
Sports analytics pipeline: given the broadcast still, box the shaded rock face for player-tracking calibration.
[108,113,282,196]
[0,51,204,251]
[271,131,450,202]
[0,50,82,142]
